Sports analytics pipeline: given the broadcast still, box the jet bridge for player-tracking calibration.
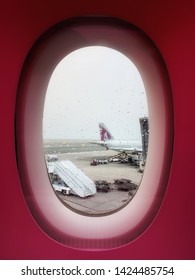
[53,160,96,197]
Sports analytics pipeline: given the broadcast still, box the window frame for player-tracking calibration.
[16,17,173,250]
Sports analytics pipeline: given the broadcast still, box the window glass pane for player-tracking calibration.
[43,46,148,216]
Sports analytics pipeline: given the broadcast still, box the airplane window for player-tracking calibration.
[16,17,173,249]
[43,46,148,216]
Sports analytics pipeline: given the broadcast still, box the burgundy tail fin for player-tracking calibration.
[99,123,114,141]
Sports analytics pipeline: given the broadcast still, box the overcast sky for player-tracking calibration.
[43,46,148,141]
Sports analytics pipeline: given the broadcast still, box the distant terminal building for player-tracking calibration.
[139,117,149,161]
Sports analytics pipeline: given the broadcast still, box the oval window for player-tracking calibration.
[43,46,148,216]
[16,17,173,249]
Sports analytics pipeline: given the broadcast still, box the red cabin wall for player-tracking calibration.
[0,0,195,259]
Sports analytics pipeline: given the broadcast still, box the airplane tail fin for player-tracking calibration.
[99,123,114,142]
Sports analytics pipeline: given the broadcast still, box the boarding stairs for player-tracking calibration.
[54,160,96,197]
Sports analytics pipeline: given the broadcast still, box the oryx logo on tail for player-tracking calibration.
[99,123,114,141]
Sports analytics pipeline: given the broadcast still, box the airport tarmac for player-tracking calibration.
[55,150,143,215]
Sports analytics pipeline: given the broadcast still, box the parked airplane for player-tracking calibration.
[95,123,142,153]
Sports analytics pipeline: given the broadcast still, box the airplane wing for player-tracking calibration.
[88,140,109,150]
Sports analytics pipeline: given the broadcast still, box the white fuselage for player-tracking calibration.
[98,139,142,153]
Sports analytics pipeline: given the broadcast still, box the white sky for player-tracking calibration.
[43,46,148,140]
